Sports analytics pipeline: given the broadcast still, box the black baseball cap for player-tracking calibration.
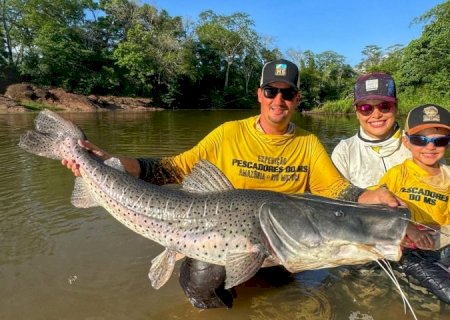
[405,104,450,135]
[260,59,299,89]
[354,72,397,104]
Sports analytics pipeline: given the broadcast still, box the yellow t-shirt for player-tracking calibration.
[170,116,350,198]
[378,159,450,225]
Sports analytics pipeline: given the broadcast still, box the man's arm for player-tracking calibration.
[307,138,400,207]
[62,140,141,177]
[356,187,401,207]
[63,123,225,185]
[332,183,400,207]
[62,140,183,185]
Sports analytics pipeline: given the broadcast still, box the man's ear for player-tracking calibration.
[257,88,263,103]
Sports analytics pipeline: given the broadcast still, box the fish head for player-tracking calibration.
[259,194,409,273]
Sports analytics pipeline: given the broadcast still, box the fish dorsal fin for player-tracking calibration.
[71,177,99,208]
[182,160,234,193]
[148,249,182,289]
[104,157,126,172]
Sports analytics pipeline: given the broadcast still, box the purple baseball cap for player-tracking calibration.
[354,72,397,104]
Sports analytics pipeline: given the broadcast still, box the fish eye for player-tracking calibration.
[334,210,344,217]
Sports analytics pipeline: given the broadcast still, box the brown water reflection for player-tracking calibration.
[1,110,449,320]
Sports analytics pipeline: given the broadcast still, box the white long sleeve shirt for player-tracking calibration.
[331,125,411,188]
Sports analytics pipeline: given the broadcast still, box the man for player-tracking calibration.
[63,59,400,309]
[332,72,411,188]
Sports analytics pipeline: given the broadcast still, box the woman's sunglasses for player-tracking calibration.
[263,86,297,101]
[407,134,450,147]
[355,101,396,116]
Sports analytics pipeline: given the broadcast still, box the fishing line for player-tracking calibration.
[375,259,418,320]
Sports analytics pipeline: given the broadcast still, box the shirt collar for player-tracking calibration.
[255,115,295,135]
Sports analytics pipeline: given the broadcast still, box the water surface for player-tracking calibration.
[1,110,449,320]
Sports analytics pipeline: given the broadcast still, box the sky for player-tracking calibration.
[147,0,445,66]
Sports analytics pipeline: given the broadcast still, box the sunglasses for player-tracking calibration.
[263,86,297,101]
[407,134,450,147]
[355,101,396,116]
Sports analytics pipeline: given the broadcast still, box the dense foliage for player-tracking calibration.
[0,0,449,110]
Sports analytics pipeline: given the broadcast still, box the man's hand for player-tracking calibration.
[357,186,402,208]
[61,140,111,177]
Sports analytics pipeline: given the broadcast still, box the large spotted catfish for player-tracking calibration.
[19,110,411,291]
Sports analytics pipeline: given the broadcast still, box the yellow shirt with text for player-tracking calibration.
[378,159,450,225]
[170,116,350,198]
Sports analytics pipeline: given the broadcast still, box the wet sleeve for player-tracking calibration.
[308,138,364,201]
[137,157,184,185]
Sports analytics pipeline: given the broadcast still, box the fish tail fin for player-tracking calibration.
[19,130,62,160]
[18,109,86,160]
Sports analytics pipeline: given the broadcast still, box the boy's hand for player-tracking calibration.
[404,223,435,250]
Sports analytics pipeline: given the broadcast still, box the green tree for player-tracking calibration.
[0,0,33,71]
[398,1,450,95]
[315,50,354,100]
[298,50,320,109]
[17,0,119,93]
[113,4,191,105]
[357,45,383,71]
[375,44,404,75]
[290,49,354,109]
[0,0,14,67]
[0,19,7,68]
[196,11,260,90]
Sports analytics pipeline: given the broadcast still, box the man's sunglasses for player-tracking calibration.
[263,86,297,101]
[407,134,450,147]
[355,101,396,116]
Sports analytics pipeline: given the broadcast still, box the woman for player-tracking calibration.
[332,72,411,188]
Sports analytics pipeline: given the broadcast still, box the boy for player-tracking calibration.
[376,104,450,303]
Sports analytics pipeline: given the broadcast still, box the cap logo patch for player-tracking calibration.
[365,79,379,92]
[275,64,287,76]
[423,106,440,122]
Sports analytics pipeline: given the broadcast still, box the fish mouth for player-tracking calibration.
[259,198,407,273]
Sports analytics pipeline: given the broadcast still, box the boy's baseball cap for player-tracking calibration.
[405,104,450,135]
[354,72,397,104]
[260,59,299,89]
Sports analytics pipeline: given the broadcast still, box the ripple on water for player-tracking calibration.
[248,283,334,320]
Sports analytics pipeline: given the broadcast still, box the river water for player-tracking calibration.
[1,110,449,320]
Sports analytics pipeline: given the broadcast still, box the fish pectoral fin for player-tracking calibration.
[224,247,266,289]
[148,249,179,289]
[70,177,99,208]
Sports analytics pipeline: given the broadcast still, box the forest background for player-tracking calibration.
[0,0,449,112]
